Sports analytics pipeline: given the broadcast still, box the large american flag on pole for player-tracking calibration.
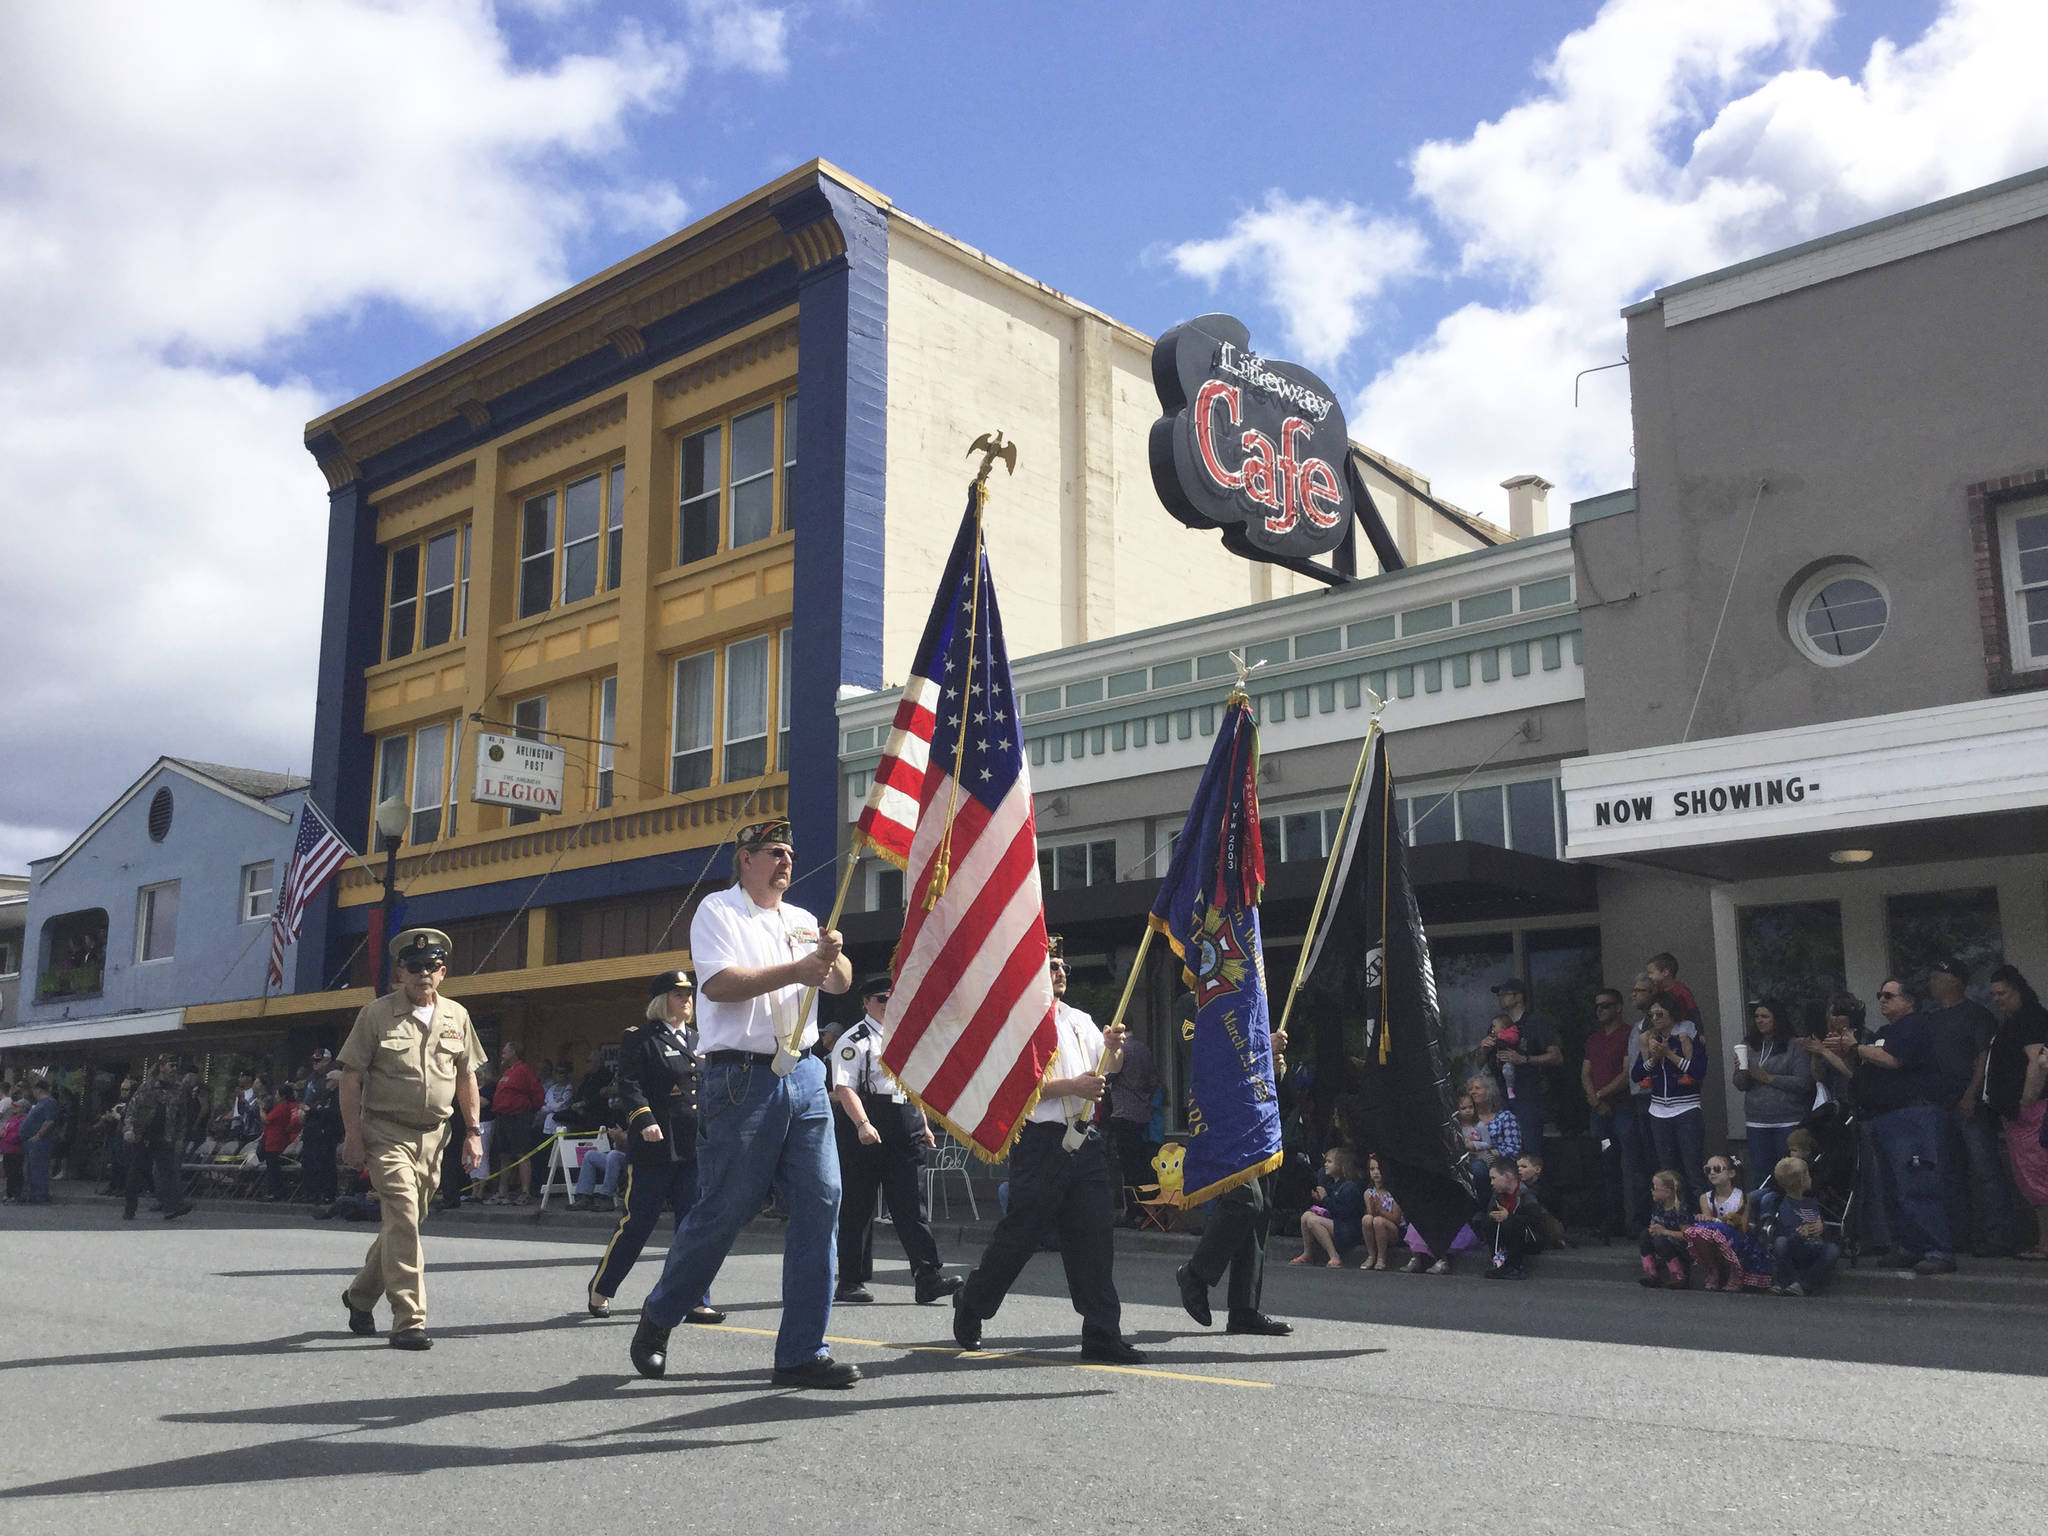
[266,799,356,991]
[868,487,1057,1159]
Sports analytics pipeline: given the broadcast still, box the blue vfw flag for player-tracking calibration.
[1148,690,1282,1206]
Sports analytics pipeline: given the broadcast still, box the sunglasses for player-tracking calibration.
[1595,1001,1620,1010]
[1876,989,1904,1000]
[402,961,443,975]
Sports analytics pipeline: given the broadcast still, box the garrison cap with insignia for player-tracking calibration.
[1046,934,1067,966]
[737,817,793,851]
[648,969,695,997]
[392,928,452,969]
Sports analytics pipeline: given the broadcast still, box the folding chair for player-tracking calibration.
[539,1133,606,1211]
[1126,1142,1185,1232]
[923,1140,979,1220]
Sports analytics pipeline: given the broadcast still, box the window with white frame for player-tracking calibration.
[137,880,179,962]
[671,651,715,792]
[373,734,409,846]
[385,522,471,662]
[508,697,546,827]
[1260,805,1346,864]
[2000,497,2048,671]
[1397,777,1560,857]
[519,464,626,619]
[1038,839,1117,891]
[780,392,798,530]
[596,674,618,809]
[870,864,904,912]
[411,721,450,843]
[0,938,18,977]
[724,635,770,780]
[730,404,776,548]
[777,625,792,768]
[677,394,797,566]
[241,861,275,922]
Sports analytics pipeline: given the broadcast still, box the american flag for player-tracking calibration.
[267,799,356,991]
[868,487,1057,1158]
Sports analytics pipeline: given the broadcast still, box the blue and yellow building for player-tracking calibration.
[186,160,1489,1064]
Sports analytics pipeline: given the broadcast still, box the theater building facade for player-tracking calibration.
[1564,167,2048,1145]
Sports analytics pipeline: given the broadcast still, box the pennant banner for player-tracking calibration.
[1148,692,1282,1206]
[1298,729,1476,1253]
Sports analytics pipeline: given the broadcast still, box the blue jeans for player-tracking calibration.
[575,1148,627,1197]
[1869,1104,1953,1263]
[1746,1124,1796,1183]
[1647,1108,1705,1212]
[1588,1106,1645,1234]
[1508,1098,1544,1162]
[1852,1117,1893,1248]
[24,1140,53,1203]
[643,1055,840,1369]
[1940,1108,2015,1253]
[1772,1233,1840,1293]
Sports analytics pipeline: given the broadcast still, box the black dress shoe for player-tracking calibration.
[951,1289,982,1350]
[1226,1309,1293,1337]
[684,1305,726,1325]
[834,1285,875,1304]
[914,1271,963,1305]
[771,1355,861,1389]
[343,1289,377,1337]
[630,1317,670,1379]
[1080,1334,1149,1365]
[1175,1262,1212,1327]
[587,1287,611,1319]
[389,1330,432,1351]
[164,1203,194,1220]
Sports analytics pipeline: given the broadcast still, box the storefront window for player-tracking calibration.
[1431,932,1516,1082]
[1737,900,1845,1038]
[1886,886,2004,998]
[1528,926,1604,1136]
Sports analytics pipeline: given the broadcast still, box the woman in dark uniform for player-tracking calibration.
[586,972,724,1324]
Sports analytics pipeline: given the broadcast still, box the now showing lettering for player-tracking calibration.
[1591,774,1819,827]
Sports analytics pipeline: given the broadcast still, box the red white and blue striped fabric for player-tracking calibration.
[266,799,355,990]
[863,488,1056,1158]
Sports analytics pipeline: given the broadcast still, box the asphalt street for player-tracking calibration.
[3,1201,2046,1533]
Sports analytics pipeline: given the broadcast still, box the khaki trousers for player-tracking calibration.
[346,1122,448,1332]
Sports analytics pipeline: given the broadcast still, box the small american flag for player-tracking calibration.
[267,799,356,991]
[868,486,1057,1159]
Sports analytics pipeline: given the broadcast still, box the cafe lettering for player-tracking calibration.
[1593,774,1818,827]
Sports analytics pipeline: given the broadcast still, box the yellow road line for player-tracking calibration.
[703,1322,1272,1389]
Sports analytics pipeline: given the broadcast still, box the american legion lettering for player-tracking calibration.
[1592,774,1818,827]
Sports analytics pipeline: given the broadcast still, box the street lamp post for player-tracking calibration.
[374,794,409,995]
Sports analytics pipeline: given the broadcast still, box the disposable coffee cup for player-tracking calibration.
[1734,1043,1751,1070]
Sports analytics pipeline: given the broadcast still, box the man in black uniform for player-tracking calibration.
[587,971,724,1324]
[1175,1029,1293,1337]
[831,974,962,1306]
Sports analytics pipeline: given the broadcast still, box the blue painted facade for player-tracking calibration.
[300,167,892,981]
[12,761,308,1026]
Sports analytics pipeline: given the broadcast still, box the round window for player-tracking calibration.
[147,786,174,841]
[1788,565,1888,666]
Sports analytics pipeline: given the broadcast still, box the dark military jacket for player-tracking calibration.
[123,1077,187,1147]
[614,1019,700,1165]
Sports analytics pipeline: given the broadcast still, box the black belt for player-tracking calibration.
[704,1049,776,1067]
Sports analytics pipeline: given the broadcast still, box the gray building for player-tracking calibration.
[837,515,1599,1129]
[1566,165,2048,1144]
[0,874,25,1030]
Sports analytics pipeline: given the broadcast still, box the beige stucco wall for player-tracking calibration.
[882,219,1316,685]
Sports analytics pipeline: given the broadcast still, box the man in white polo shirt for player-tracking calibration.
[631,818,855,1389]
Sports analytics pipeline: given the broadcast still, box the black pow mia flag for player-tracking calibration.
[1297,731,1476,1254]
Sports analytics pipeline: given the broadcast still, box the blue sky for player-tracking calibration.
[2,0,2040,874]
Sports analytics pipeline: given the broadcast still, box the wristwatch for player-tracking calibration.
[464,1123,482,1135]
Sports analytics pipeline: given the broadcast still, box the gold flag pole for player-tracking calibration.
[1062,924,1154,1152]
[777,432,1018,1072]
[1275,692,1385,1043]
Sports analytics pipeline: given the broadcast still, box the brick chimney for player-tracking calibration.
[1501,474,1553,539]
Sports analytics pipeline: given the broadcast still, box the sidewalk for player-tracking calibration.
[70,1185,2048,1308]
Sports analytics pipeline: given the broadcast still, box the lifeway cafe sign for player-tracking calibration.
[473,731,565,815]
[1150,313,1355,564]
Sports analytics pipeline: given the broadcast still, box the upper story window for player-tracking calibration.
[1260,807,1345,864]
[519,465,625,620]
[509,696,547,827]
[241,861,275,922]
[677,392,796,567]
[373,719,460,848]
[778,624,793,768]
[2000,497,2048,671]
[137,880,179,963]
[386,523,470,662]
[1400,777,1561,857]
[1785,562,1888,667]
[669,630,791,794]
[37,909,107,998]
[1038,839,1117,891]
[595,674,618,810]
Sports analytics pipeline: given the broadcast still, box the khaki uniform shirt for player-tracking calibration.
[337,990,485,1136]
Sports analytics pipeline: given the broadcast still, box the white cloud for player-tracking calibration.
[685,0,790,76]
[1166,194,1428,372]
[0,0,708,873]
[1175,0,2048,522]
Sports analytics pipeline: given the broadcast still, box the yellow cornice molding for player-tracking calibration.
[655,317,800,402]
[375,461,476,520]
[501,395,629,470]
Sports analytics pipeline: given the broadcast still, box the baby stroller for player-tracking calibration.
[1753,1099,1862,1266]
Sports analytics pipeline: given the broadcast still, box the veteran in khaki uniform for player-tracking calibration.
[336,928,485,1350]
